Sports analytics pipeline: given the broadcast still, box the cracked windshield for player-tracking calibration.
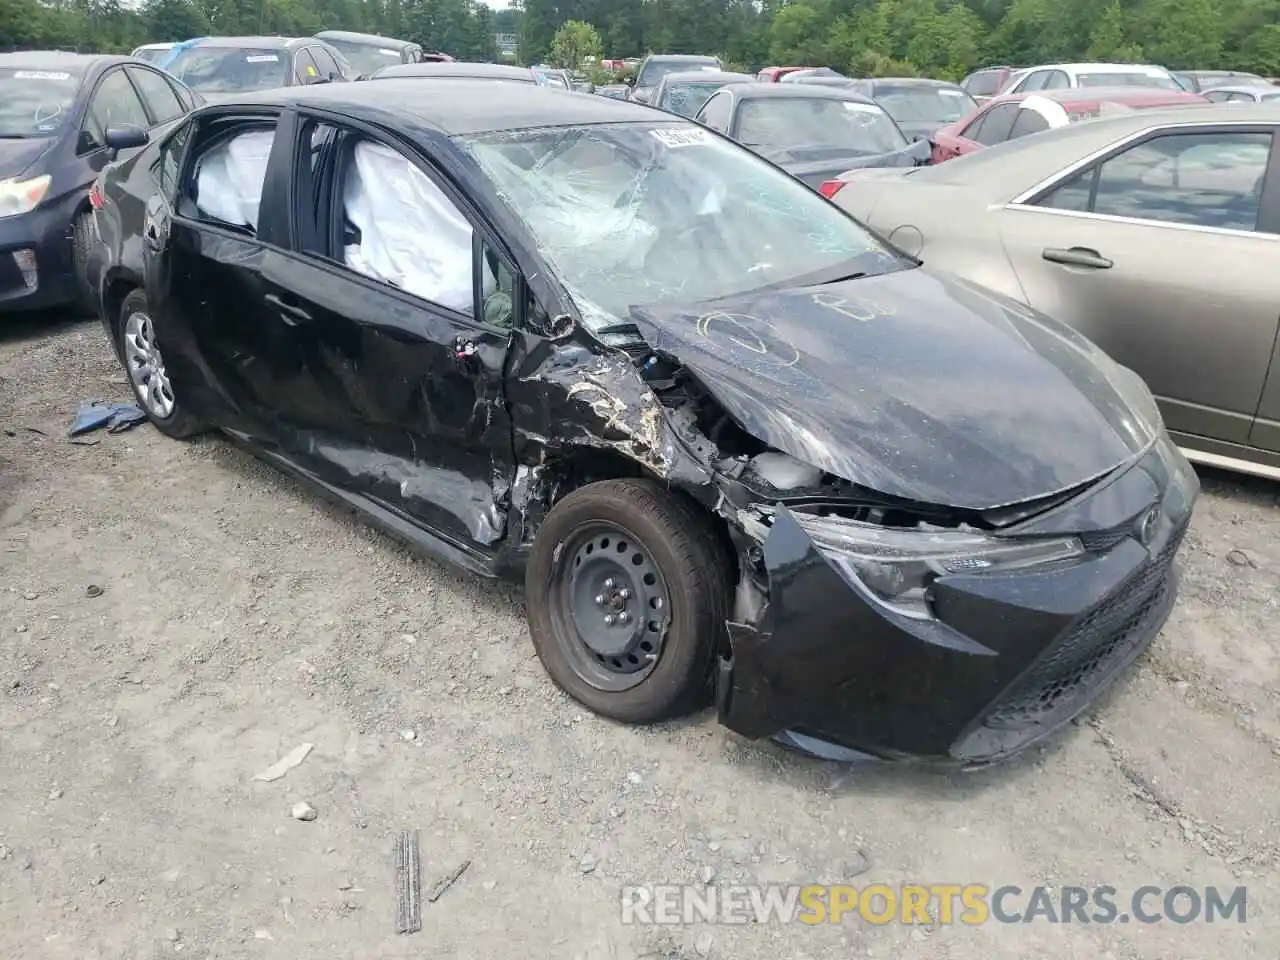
[462,122,903,327]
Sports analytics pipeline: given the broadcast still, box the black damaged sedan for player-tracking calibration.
[91,80,1198,765]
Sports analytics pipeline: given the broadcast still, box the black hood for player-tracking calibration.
[630,269,1160,511]
[0,137,55,180]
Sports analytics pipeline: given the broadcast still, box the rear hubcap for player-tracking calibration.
[123,309,174,420]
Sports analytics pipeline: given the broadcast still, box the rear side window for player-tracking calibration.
[1018,71,1050,92]
[972,102,1019,144]
[294,49,320,84]
[127,66,184,124]
[1008,107,1051,139]
[182,123,278,234]
[311,46,341,80]
[964,71,1002,97]
[698,91,733,132]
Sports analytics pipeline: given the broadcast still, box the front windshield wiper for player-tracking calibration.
[0,134,31,140]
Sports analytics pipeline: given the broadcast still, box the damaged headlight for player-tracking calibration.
[792,512,1084,620]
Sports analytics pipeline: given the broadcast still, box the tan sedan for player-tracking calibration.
[827,103,1280,480]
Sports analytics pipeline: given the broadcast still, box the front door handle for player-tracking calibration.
[1042,246,1113,269]
[264,293,312,325]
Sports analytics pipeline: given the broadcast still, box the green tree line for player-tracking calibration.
[0,0,502,61]
[521,0,1280,80]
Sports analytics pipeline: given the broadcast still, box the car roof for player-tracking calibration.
[1209,84,1280,95]
[864,77,965,89]
[1186,69,1262,78]
[186,36,300,49]
[1005,86,1203,104]
[134,42,176,50]
[732,82,879,104]
[220,77,668,134]
[660,70,752,84]
[0,51,119,73]
[1033,62,1169,74]
[374,62,534,81]
[315,30,414,49]
[915,102,1280,195]
[643,54,719,63]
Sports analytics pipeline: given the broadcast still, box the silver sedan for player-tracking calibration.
[827,104,1280,480]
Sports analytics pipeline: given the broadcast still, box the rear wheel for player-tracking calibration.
[526,479,731,723]
[70,212,96,317]
[117,288,204,439]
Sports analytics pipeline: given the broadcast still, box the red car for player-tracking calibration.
[930,86,1208,163]
[756,66,812,82]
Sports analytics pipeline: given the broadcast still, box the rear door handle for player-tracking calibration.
[264,293,312,325]
[1042,246,1113,269]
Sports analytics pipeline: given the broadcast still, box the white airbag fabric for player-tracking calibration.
[343,140,474,312]
[194,128,275,230]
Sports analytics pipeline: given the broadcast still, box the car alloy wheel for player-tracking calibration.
[123,307,175,420]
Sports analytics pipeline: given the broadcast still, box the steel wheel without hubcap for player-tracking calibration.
[550,522,672,692]
[123,308,175,419]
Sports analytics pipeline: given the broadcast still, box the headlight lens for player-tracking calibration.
[0,175,51,218]
[791,512,1084,620]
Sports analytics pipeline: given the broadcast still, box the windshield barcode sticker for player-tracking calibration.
[245,54,280,63]
[13,70,72,80]
[650,127,711,148]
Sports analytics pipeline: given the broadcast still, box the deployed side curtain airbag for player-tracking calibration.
[343,140,474,313]
[193,128,276,230]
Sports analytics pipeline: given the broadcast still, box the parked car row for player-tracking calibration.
[73,67,1205,770]
[0,31,456,317]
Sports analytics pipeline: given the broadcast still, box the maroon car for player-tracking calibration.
[930,86,1208,163]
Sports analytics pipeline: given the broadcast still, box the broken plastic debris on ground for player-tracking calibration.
[67,400,147,437]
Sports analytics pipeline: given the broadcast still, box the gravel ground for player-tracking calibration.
[2,315,1278,960]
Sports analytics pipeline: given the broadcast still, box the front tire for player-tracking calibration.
[70,212,97,317]
[117,288,204,439]
[525,479,731,724]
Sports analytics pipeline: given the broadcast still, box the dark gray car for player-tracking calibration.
[651,70,753,117]
[848,77,979,141]
[827,104,1280,480]
[692,83,929,188]
[628,54,722,104]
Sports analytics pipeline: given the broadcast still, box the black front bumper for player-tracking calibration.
[0,201,79,313]
[716,436,1198,766]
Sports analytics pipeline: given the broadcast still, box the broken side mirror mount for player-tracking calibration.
[547,313,576,340]
[104,124,148,159]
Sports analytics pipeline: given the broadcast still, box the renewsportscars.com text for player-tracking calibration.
[620,884,1247,926]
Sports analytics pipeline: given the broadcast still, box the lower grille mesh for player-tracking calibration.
[984,524,1186,731]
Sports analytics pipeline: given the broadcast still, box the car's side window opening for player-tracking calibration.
[1036,131,1272,232]
[339,138,476,315]
[153,121,192,197]
[179,121,278,234]
[80,68,150,154]
[479,239,515,329]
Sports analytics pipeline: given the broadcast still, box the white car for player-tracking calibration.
[130,42,176,66]
[1004,62,1179,94]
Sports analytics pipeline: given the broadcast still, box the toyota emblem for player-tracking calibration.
[1136,505,1161,545]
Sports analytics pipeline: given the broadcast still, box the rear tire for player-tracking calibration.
[116,288,204,439]
[70,212,97,318]
[525,479,731,724]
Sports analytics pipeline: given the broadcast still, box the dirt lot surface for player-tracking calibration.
[2,316,1279,960]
